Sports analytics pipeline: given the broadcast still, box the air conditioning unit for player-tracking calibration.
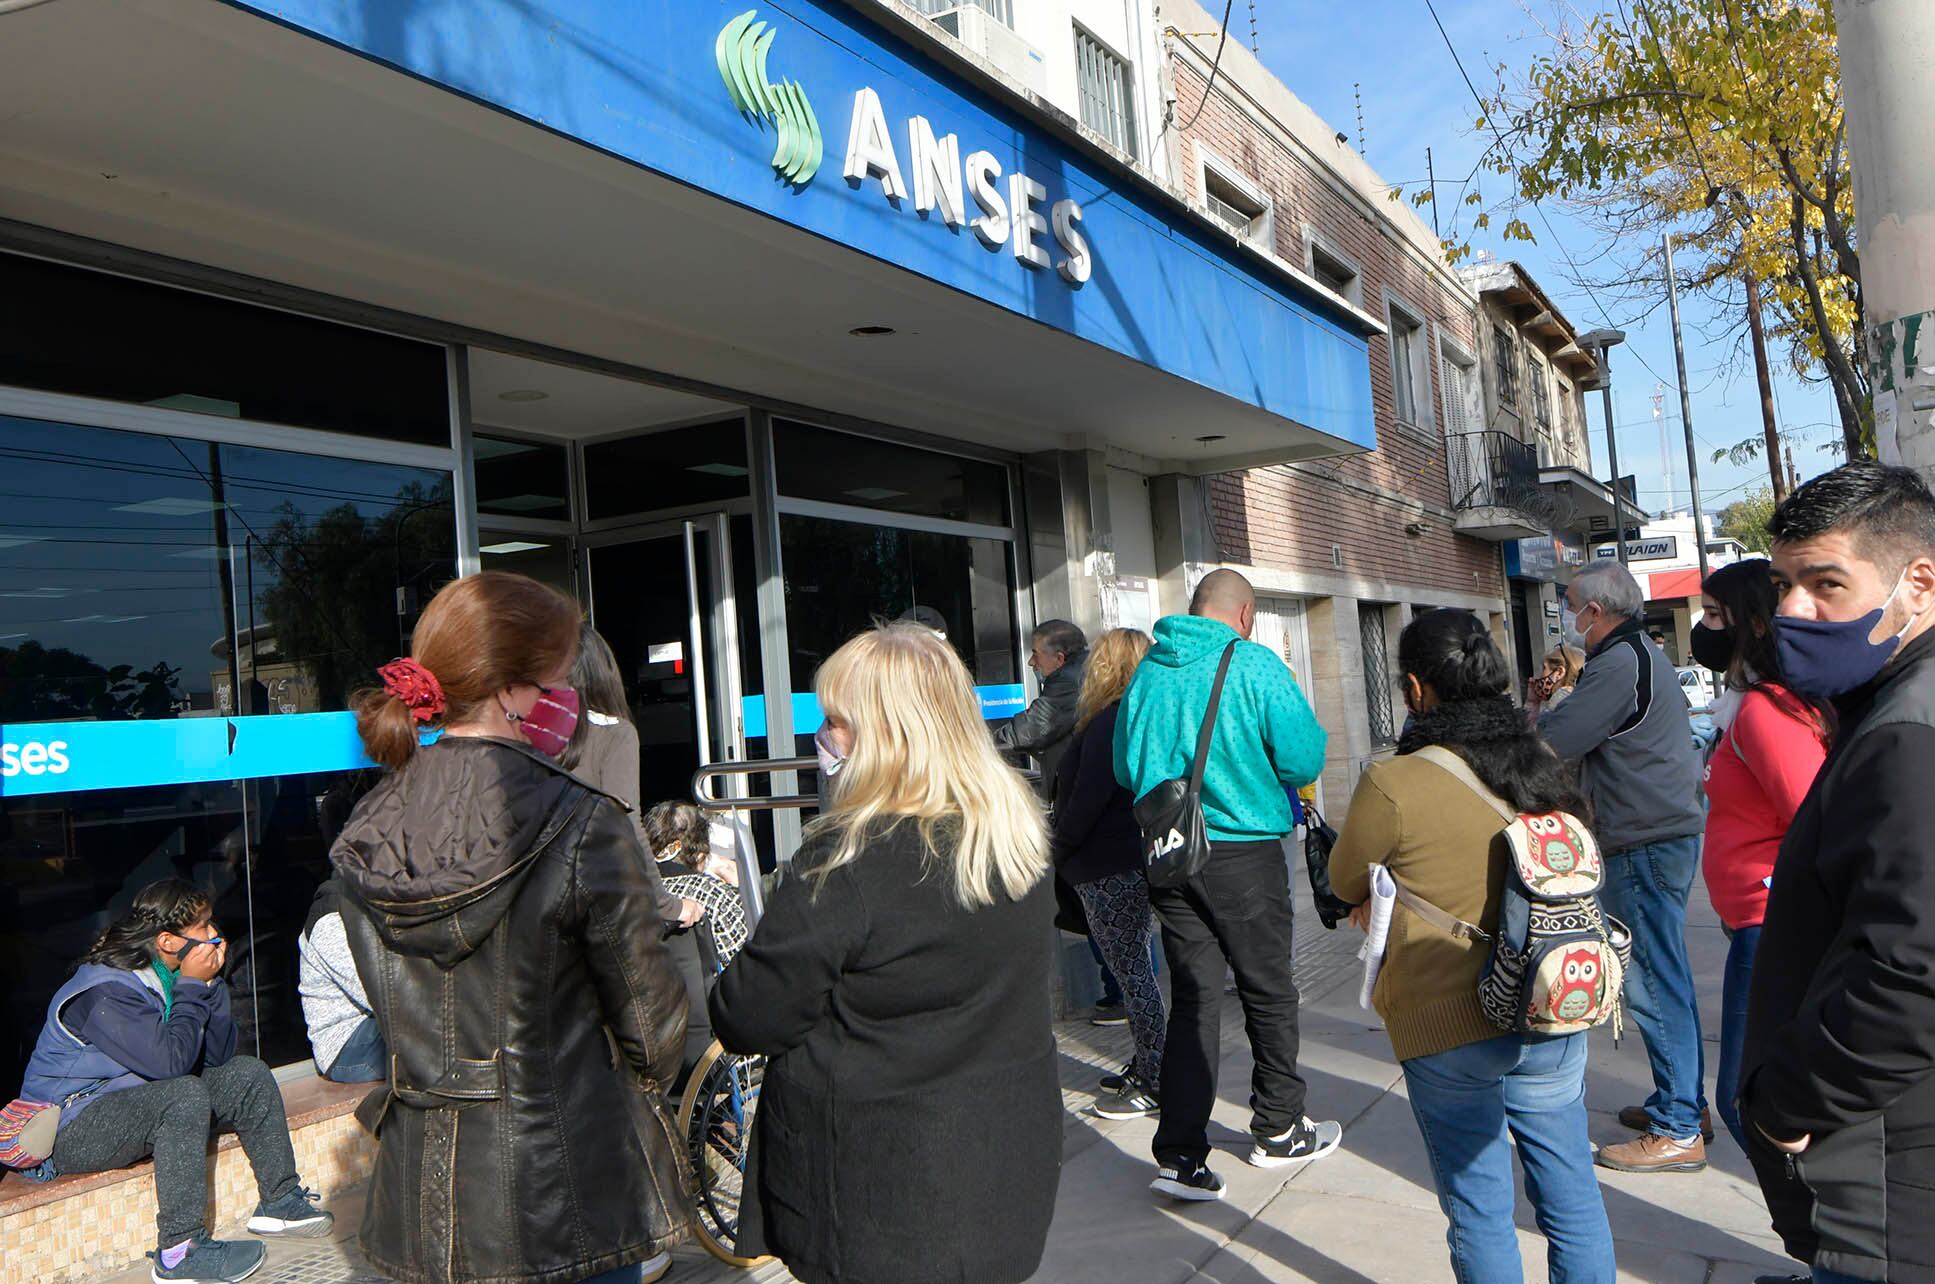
[930,7,1048,98]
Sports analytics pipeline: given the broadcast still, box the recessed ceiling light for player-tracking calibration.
[497,389,550,402]
[473,437,542,460]
[0,534,49,549]
[480,540,550,555]
[844,486,908,501]
[848,325,896,337]
[60,613,148,625]
[688,463,751,478]
[1194,434,1228,443]
[113,497,230,516]
[0,586,89,599]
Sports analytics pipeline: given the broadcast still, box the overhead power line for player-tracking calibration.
[1174,1,1237,133]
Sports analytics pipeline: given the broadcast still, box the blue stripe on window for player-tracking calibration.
[742,684,1026,738]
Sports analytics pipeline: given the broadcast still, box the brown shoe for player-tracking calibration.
[1617,1104,1714,1143]
[1595,1132,1707,1173]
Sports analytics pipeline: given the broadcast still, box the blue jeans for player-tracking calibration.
[321,1016,387,1084]
[1403,1032,1614,1284]
[1598,835,1708,1139]
[1715,925,1760,1151]
[575,1268,640,1284]
[1814,1270,1880,1284]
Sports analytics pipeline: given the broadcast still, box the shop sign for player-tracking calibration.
[718,11,1092,286]
[0,713,377,798]
[1593,536,1679,562]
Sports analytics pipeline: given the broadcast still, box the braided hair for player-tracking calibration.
[79,879,212,971]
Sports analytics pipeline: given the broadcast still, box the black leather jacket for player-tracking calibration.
[331,736,691,1284]
[993,654,1086,794]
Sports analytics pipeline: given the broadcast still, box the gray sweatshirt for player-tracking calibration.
[1538,622,1704,852]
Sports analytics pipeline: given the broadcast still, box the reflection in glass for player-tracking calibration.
[774,421,1011,527]
[582,420,750,520]
[475,434,571,523]
[0,416,454,1088]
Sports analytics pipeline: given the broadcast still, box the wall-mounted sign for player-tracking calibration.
[719,12,1092,287]
[1593,535,1679,562]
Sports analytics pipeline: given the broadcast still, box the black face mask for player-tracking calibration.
[1689,622,1734,674]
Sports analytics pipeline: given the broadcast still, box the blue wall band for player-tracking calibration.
[3,686,1028,796]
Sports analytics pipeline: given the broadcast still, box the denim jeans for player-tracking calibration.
[1813,1270,1880,1284]
[1149,838,1305,1167]
[1403,1032,1614,1284]
[1715,925,1760,1151]
[574,1267,640,1284]
[1597,835,1708,1139]
[322,1015,387,1084]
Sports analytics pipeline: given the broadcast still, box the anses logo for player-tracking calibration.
[718,10,824,186]
[1,740,70,777]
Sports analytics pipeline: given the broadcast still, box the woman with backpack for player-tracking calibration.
[1329,609,1614,1284]
[1678,559,1829,1153]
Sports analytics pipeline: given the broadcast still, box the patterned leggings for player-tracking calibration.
[1077,871,1166,1091]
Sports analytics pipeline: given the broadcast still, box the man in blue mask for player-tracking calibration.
[1738,461,1935,1284]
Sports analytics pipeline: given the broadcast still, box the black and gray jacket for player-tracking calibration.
[1537,619,1703,851]
[992,653,1086,795]
[1739,629,1935,1281]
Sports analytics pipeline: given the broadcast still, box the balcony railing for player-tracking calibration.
[1447,431,1540,514]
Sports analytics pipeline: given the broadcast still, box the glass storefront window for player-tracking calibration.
[0,416,454,1088]
[582,419,750,520]
[775,420,1011,527]
[780,514,1019,690]
[0,254,451,447]
[479,532,576,594]
[475,434,571,522]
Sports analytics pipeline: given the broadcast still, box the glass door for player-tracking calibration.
[583,514,743,812]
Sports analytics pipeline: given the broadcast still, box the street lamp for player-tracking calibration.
[1578,328,1631,565]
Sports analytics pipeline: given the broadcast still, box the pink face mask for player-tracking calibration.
[515,686,581,758]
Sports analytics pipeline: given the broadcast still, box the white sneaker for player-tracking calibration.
[640,1249,673,1282]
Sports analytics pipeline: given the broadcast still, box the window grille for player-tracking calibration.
[1493,325,1520,405]
[916,0,1013,25]
[1360,603,1396,746]
[1075,29,1136,155]
[1390,312,1422,426]
[1310,245,1359,301]
[1530,356,1551,428]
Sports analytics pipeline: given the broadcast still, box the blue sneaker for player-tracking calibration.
[149,1234,265,1283]
[246,1185,334,1238]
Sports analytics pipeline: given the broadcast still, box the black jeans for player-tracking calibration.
[1149,838,1306,1168]
[50,1056,301,1250]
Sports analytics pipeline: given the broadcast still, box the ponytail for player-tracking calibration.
[353,686,423,772]
[80,878,211,971]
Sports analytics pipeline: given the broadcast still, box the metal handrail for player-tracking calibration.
[691,756,821,813]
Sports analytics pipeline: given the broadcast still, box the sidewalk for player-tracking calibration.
[89,885,1795,1284]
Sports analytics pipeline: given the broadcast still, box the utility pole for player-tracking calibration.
[1663,235,1713,584]
[1744,272,1787,500]
[1786,444,1801,494]
[1580,329,1631,564]
[1832,1,1935,479]
[1425,146,1441,239]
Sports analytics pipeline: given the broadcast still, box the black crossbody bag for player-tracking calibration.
[1134,641,1238,890]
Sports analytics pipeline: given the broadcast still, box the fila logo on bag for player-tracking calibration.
[1150,828,1186,859]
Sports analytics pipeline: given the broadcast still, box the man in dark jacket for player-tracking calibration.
[1738,462,1935,1284]
[993,618,1088,791]
[1539,559,1710,1173]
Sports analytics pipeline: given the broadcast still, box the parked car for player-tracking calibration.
[1677,665,1718,712]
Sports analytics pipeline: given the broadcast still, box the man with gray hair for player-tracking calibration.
[1540,559,1708,1172]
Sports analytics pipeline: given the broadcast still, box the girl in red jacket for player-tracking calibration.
[1692,559,1830,1151]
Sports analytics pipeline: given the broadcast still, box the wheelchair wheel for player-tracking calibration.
[676,1039,771,1268]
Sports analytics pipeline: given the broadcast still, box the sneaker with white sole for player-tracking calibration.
[1097,1060,1136,1093]
[246,1185,333,1238]
[1150,1161,1226,1201]
[1087,1000,1129,1026]
[640,1249,672,1282]
[1248,1117,1343,1168]
[149,1235,266,1284]
[1090,1075,1160,1120]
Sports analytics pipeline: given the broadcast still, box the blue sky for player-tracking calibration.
[1245,0,1843,522]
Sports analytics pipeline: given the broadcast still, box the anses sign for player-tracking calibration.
[1,739,71,777]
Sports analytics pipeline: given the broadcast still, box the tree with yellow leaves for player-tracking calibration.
[1443,0,1864,463]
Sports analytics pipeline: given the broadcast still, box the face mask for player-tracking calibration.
[514,686,581,758]
[1689,622,1734,674]
[1773,577,1921,700]
[813,724,847,782]
[1560,606,1590,650]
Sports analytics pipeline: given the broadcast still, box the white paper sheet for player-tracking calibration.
[1357,864,1397,1010]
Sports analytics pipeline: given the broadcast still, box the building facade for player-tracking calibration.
[0,0,1385,1091]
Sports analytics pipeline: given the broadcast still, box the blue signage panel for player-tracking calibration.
[219,0,1376,450]
[742,684,1026,738]
[0,713,376,798]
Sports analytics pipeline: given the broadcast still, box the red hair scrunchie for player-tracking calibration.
[378,658,446,722]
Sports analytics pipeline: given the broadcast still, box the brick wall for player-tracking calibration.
[1173,60,1503,603]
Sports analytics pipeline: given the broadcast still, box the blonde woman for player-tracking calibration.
[1528,643,1586,717]
[1052,628,1166,1120]
[710,622,1060,1284]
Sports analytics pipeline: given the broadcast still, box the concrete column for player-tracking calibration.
[1307,595,1371,810]
[1149,472,1212,618]
[1835,1,1935,477]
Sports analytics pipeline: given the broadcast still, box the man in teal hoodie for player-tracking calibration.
[1115,569,1339,1200]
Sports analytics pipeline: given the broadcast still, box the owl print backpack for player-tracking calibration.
[1397,746,1631,1036]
